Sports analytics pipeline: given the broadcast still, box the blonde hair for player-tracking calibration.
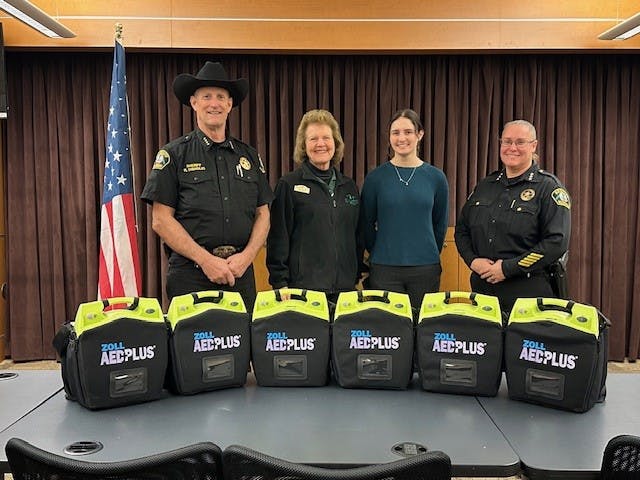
[293,109,345,166]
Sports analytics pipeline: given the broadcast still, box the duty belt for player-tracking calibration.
[211,245,240,259]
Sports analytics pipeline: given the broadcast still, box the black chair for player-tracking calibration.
[5,437,223,480]
[223,444,451,480]
[601,434,640,479]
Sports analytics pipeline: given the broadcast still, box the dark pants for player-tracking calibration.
[470,271,554,315]
[369,263,442,314]
[166,256,257,313]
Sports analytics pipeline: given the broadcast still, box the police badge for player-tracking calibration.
[239,157,251,170]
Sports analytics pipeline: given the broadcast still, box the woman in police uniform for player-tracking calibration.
[266,109,361,302]
[454,120,571,313]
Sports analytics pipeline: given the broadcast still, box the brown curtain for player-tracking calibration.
[5,52,640,361]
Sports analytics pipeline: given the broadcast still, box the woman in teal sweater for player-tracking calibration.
[359,109,449,312]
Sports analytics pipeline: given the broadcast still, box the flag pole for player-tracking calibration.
[114,22,140,236]
[98,23,142,299]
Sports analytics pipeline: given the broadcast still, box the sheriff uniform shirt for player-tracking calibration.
[455,162,571,278]
[141,128,274,252]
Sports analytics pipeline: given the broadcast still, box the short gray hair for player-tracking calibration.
[502,119,537,140]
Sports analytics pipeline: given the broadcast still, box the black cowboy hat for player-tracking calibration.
[173,61,249,107]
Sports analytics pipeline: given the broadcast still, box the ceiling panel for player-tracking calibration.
[1,0,638,51]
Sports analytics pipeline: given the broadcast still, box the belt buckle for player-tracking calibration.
[212,245,237,259]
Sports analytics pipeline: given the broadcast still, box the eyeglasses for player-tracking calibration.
[499,138,536,148]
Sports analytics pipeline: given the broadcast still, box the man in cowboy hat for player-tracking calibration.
[141,61,273,310]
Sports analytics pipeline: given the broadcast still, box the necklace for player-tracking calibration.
[393,165,418,186]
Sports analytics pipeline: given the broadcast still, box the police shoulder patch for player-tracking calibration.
[551,188,571,209]
[152,149,170,170]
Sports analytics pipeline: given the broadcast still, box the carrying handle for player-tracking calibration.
[357,290,391,304]
[101,297,139,311]
[443,291,478,306]
[275,289,308,302]
[191,291,224,304]
[536,297,574,314]
[598,311,612,329]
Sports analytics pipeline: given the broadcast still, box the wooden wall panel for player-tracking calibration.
[253,246,271,293]
[0,0,639,51]
[0,122,4,237]
[439,227,471,294]
[0,121,4,359]
[169,0,638,20]
[0,237,5,360]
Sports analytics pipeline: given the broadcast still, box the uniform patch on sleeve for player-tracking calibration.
[551,188,571,209]
[152,150,170,170]
[518,252,544,268]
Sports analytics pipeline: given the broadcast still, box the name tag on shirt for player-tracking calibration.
[294,184,310,194]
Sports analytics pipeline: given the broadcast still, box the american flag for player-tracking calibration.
[98,39,142,299]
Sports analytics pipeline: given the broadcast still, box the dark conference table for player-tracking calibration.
[0,373,520,477]
[0,370,62,433]
[478,373,640,480]
[2,371,639,478]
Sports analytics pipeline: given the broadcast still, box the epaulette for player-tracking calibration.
[161,133,192,151]
[537,168,564,185]
[488,168,503,181]
[230,136,258,156]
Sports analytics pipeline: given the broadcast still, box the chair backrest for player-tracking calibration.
[5,437,223,480]
[222,444,451,480]
[601,434,640,480]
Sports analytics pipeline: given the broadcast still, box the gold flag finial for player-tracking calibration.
[115,23,123,41]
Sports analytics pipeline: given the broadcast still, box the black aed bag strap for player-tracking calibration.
[275,289,308,302]
[191,291,224,304]
[357,290,391,304]
[101,297,140,311]
[536,297,575,314]
[444,291,478,306]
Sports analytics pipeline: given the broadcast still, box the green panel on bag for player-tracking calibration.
[74,297,164,337]
[508,298,600,338]
[166,290,247,329]
[334,290,412,321]
[252,289,329,322]
[419,291,502,325]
